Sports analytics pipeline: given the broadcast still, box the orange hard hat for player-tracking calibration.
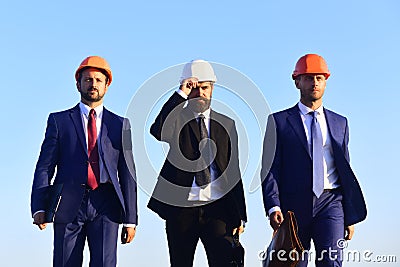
[292,54,330,80]
[75,56,112,85]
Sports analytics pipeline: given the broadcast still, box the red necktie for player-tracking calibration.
[87,109,100,189]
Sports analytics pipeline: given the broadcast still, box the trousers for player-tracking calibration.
[53,183,121,267]
[165,199,236,267]
[297,189,345,267]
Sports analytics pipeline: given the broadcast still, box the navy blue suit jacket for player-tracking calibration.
[31,104,138,224]
[261,105,366,226]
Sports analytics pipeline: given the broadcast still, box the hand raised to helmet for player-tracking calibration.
[180,77,199,96]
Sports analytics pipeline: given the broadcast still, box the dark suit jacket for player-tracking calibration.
[31,104,138,224]
[261,105,367,226]
[147,92,247,227]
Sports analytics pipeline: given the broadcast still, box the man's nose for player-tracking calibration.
[312,76,318,85]
[90,80,99,88]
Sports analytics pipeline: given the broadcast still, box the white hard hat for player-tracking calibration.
[180,59,217,83]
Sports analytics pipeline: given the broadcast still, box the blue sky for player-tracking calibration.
[1,1,399,266]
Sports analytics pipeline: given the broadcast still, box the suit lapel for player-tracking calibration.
[100,108,110,156]
[182,108,200,142]
[69,104,87,153]
[209,110,224,175]
[324,108,344,146]
[209,110,221,144]
[287,105,311,157]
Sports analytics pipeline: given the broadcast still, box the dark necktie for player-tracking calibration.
[195,114,211,187]
[87,109,100,190]
[311,111,324,198]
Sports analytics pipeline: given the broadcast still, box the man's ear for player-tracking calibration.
[294,78,301,89]
[76,81,81,91]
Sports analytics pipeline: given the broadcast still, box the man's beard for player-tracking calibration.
[188,97,211,113]
[80,89,103,103]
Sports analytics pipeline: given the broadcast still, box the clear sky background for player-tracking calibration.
[1,1,399,266]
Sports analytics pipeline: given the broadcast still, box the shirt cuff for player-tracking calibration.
[176,89,188,99]
[268,206,281,217]
[123,223,136,228]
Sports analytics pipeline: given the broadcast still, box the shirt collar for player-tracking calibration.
[194,108,211,120]
[79,102,104,119]
[298,102,324,116]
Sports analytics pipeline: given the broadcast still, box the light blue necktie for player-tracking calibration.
[311,111,324,198]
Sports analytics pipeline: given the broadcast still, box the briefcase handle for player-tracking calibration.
[286,211,304,252]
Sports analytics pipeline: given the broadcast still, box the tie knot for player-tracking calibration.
[309,111,318,119]
[89,109,96,118]
[198,114,205,121]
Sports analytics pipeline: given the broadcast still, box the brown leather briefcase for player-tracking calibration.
[262,211,304,267]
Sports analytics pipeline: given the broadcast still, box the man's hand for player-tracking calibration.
[270,211,284,232]
[121,226,136,244]
[180,77,198,96]
[232,225,245,236]
[33,212,47,230]
[345,225,354,240]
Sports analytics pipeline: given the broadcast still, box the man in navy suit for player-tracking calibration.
[261,54,367,266]
[148,60,247,267]
[31,56,138,267]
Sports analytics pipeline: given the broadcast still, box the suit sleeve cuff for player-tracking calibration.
[32,210,45,218]
[268,206,281,218]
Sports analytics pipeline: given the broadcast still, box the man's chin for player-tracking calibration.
[81,93,102,103]
[187,97,211,113]
[189,103,208,113]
